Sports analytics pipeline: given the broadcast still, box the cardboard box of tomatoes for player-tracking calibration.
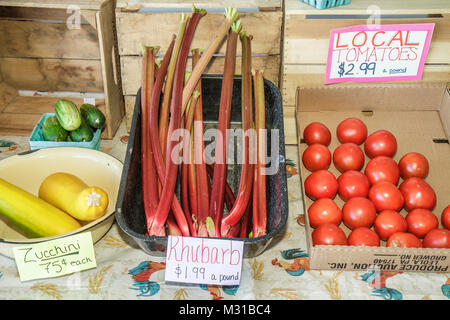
[295,84,450,273]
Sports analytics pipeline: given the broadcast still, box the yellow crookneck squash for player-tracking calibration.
[39,172,109,222]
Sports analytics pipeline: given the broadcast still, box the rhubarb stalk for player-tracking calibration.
[182,8,239,115]
[220,32,255,237]
[207,20,242,237]
[148,8,206,236]
[252,70,267,238]
[159,14,190,162]
[192,48,211,237]
[141,46,159,234]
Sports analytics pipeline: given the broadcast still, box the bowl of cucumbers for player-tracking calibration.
[29,100,106,150]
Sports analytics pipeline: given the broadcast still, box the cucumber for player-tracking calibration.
[55,99,82,131]
[70,116,94,142]
[80,103,106,129]
[42,116,68,141]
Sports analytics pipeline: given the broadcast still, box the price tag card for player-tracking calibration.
[325,23,434,84]
[165,236,244,286]
[13,232,97,282]
[83,97,96,105]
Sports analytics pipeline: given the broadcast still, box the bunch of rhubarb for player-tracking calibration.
[140,7,268,239]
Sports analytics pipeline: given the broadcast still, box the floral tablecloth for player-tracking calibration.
[0,121,449,301]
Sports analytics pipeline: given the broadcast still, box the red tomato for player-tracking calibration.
[304,170,338,200]
[303,122,331,146]
[302,144,331,172]
[308,198,342,228]
[406,208,439,238]
[374,210,408,241]
[423,229,450,248]
[398,152,429,180]
[336,118,368,145]
[342,197,377,229]
[364,156,400,186]
[442,205,450,230]
[337,170,370,201]
[387,232,422,248]
[311,224,347,246]
[364,130,397,158]
[348,227,380,247]
[332,143,365,173]
[368,181,404,212]
[399,177,436,212]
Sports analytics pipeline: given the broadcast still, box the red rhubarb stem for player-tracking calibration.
[207,20,242,237]
[148,8,206,236]
[252,70,267,238]
[141,46,159,234]
[220,32,255,237]
[192,48,211,237]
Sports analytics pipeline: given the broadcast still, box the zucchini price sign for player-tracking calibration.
[325,24,434,84]
[13,232,97,282]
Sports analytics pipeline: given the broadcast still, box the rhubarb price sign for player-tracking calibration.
[325,24,434,84]
[165,236,244,286]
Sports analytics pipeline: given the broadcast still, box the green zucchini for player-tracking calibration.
[80,103,106,129]
[70,116,94,142]
[55,99,82,131]
[42,116,68,141]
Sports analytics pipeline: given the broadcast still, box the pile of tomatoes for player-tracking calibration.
[301,118,450,249]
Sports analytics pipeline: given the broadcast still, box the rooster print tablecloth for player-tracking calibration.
[0,140,449,300]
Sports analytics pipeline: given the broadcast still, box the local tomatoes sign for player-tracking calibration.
[325,24,434,83]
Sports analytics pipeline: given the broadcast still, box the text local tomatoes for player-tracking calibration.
[348,227,380,247]
[303,122,331,146]
[399,177,436,212]
[406,208,439,238]
[342,197,377,230]
[304,170,338,200]
[369,181,404,212]
[307,198,342,228]
[374,210,407,241]
[302,144,331,172]
[336,118,368,145]
[333,143,365,173]
[364,130,397,158]
[398,152,429,179]
[337,170,370,201]
[312,223,347,246]
[364,156,400,186]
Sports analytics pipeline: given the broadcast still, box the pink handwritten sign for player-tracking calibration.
[325,24,434,84]
[165,236,244,285]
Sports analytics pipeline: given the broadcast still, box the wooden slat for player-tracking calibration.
[282,64,450,106]
[96,0,125,139]
[116,0,281,10]
[283,105,297,145]
[285,0,450,15]
[0,57,104,92]
[120,54,280,96]
[0,81,18,112]
[0,20,100,59]
[116,11,282,56]
[0,1,105,10]
[284,16,450,65]
[124,95,136,131]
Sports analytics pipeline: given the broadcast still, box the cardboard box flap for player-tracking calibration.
[296,84,447,112]
[439,87,450,139]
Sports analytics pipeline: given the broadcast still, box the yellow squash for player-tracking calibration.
[0,177,81,238]
[39,172,109,222]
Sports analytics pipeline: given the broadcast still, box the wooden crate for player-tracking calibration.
[282,0,450,145]
[115,0,283,131]
[0,0,124,139]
